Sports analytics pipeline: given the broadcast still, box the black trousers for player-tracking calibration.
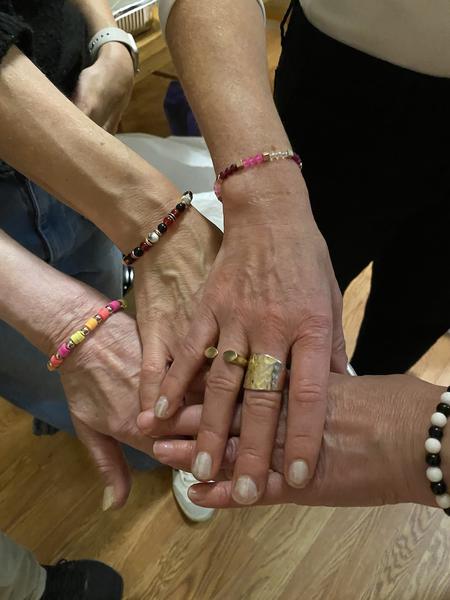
[274,3,450,375]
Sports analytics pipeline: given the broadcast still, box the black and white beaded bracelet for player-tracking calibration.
[425,386,450,515]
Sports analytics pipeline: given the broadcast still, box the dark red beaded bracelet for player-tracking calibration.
[123,191,193,266]
[214,150,302,201]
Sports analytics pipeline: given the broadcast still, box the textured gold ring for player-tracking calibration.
[244,353,286,392]
[223,350,249,368]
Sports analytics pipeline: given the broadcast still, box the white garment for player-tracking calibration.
[158,0,450,77]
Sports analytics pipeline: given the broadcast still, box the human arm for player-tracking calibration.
[0,228,157,509]
[149,374,445,509]
[0,45,222,416]
[71,0,135,132]
[151,0,347,503]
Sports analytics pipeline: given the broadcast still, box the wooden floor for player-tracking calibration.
[2,5,450,599]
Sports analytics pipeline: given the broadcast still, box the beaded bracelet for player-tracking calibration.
[214,150,303,201]
[425,386,450,515]
[47,299,126,371]
[123,191,193,266]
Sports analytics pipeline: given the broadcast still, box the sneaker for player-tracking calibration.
[172,469,216,523]
[41,559,123,600]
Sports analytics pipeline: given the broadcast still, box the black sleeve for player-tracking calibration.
[0,11,32,64]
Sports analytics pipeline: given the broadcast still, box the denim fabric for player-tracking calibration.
[0,172,157,470]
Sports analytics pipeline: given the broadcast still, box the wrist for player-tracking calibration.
[395,377,446,506]
[220,159,313,226]
[97,41,135,80]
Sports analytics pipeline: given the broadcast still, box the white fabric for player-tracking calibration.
[159,0,450,77]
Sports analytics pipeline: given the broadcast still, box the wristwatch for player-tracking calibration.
[88,27,139,73]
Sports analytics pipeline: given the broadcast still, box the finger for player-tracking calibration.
[284,318,332,489]
[152,307,218,420]
[188,471,301,509]
[231,342,287,505]
[72,416,132,510]
[139,317,172,413]
[154,437,240,473]
[138,403,243,438]
[330,283,348,374]
[191,327,248,481]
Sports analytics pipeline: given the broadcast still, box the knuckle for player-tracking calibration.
[206,372,238,396]
[244,393,281,420]
[179,337,204,363]
[141,363,164,384]
[298,314,333,343]
[291,380,325,404]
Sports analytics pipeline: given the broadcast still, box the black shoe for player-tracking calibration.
[41,559,123,600]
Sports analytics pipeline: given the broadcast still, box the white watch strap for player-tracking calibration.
[88,27,139,72]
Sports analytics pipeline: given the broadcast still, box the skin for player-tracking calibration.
[0,1,221,503]
[148,374,442,510]
[143,0,348,505]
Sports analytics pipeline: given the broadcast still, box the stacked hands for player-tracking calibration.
[8,36,440,514]
[54,54,440,509]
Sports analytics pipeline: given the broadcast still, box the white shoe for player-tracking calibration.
[172,469,216,523]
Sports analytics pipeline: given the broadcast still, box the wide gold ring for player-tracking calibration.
[244,353,286,392]
[223,349,248,368]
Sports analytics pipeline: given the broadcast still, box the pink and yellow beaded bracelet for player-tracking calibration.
[214,149,303,201]
[47,299,126,371]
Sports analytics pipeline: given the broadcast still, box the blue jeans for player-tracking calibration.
[0,172,157,469]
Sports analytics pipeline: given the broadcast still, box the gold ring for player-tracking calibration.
[204,346,219,360]
[223,349,248,368]
[244,353,286,392]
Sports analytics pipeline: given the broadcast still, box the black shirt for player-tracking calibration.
[0,0,89,175]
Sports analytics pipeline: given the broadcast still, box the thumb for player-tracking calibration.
[72,416,132,511]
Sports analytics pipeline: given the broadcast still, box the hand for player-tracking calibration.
[57,302,155,510]
[133,204,223,423]
[72,43,134,133]
[150,374,439,509]
[153,165,348,505]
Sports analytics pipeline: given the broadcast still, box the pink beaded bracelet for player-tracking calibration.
[214,150,302,201]
[47,299,126,371]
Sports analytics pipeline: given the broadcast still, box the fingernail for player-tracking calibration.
[188,485,204,504]
[153,440,172,459]
[347,363,357,377]
[102,486,115,512]
[288,460,310,488]
[154,396,169,419]
[232,476,258,505]
[192,452,212,480]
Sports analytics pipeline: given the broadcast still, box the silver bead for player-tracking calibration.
[67,340,75,350]
[81,327,90,336]
[148,231,160,244]
[95,314,103,323]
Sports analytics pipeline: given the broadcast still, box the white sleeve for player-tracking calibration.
[158,0,266,37]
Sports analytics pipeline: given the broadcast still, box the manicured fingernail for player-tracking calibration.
[152,440,173,459]
[192,452,212,480]
[102,486,115,511]
[188,485,204,504]
[288,460,309,488]
[232,476,258,505]
[347,363,357,376]
[154,396,168,418]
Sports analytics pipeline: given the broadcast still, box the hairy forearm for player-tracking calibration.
[0,230,107,355]
[0,46,169,251]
